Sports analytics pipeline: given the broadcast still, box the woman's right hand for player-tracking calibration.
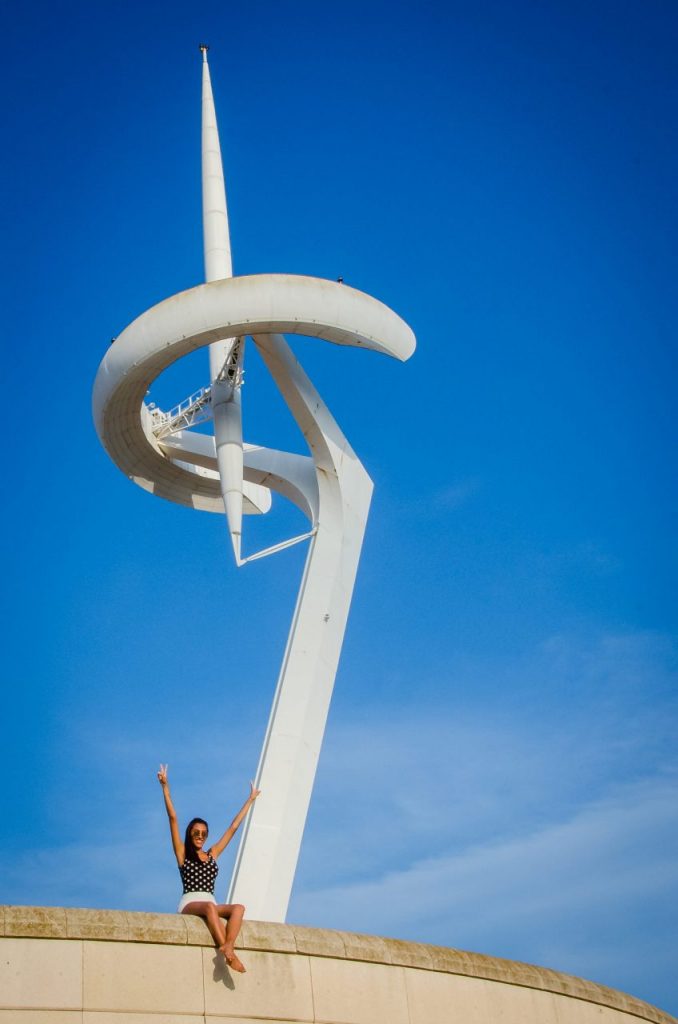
[157,763,169,786]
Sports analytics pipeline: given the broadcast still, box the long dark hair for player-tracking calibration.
[183,817,209,862]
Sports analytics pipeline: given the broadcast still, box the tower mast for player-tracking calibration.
[200,44,244,562]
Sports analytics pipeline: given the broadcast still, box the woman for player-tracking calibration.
[157,763,260,973]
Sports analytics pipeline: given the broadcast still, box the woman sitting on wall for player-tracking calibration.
[157,764,260,973]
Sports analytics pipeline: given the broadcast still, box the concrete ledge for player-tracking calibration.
[1,906,674,1024]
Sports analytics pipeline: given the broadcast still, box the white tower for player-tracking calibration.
[92,49,416,921]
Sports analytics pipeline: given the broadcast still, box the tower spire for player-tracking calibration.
[201,46,244,563]
[201,44,232,286]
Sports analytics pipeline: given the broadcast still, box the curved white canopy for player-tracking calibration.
[92,273,415,512]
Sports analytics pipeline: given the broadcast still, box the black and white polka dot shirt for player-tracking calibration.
[179,853,219,895]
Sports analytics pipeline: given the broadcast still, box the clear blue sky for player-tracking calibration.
[1,0,676,1014]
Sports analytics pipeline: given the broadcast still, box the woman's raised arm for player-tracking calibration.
[209,781,261,859]
[157,764,184,866]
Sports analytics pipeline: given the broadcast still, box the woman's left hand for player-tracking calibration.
[249,780,262,801]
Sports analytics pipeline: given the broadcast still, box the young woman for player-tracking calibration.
[157,764,260,973]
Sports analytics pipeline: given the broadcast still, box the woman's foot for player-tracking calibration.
[220,943,246,973]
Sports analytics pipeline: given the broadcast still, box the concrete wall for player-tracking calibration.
[1,907,674,1024]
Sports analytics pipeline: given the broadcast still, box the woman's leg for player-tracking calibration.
[181,902,227,954]
[216,903,246,972]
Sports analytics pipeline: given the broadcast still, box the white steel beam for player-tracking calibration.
[227,331,373,919]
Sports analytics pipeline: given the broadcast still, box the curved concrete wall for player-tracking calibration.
[0,906,674,1024]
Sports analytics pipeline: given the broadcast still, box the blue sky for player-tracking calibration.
[1,0,676,1014]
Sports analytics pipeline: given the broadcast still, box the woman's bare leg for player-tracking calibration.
[181,902,228,955]
[216,903,246,972]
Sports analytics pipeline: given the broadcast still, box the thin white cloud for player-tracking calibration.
[293,630,676,887]
[396,477,481,518]
[286,630,677,1010]
[292,773,678,1009]
[294,773,678,930]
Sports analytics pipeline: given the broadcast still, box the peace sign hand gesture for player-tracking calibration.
[157,763,169,786]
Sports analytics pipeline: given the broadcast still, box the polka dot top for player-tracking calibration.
[179,853,219,895]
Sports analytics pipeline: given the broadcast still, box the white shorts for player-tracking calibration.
[178,891,217,912]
